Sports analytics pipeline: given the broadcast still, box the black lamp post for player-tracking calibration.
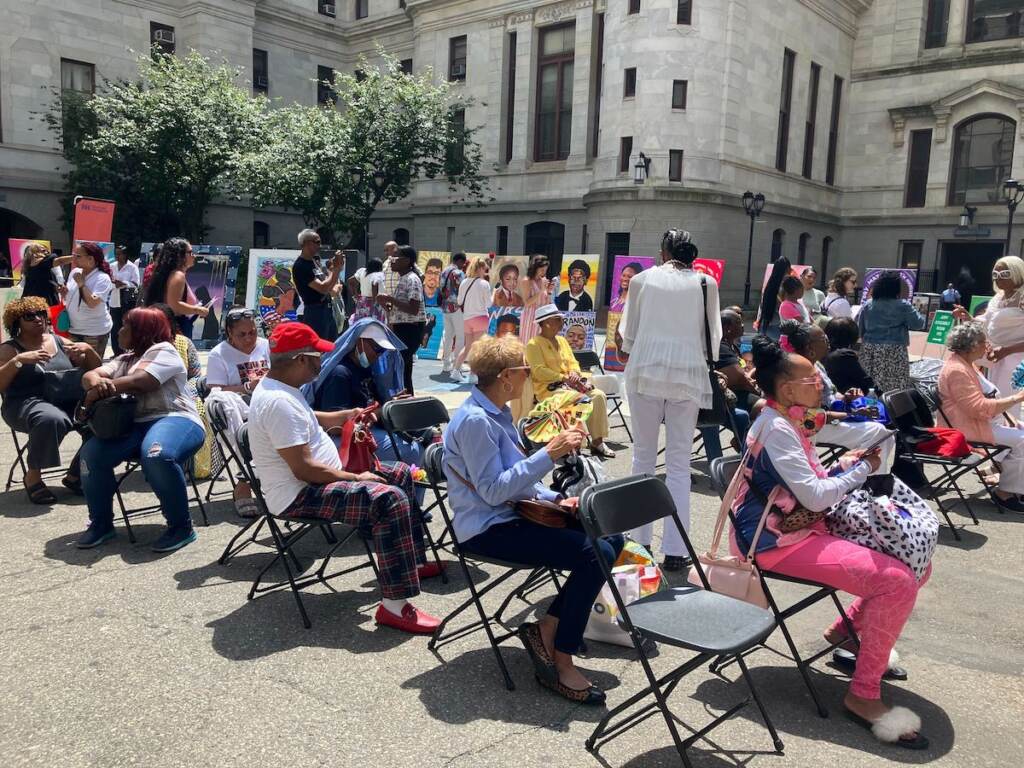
[350,165,388,255]
[1004,179,1024,255]
[741,190,766,308]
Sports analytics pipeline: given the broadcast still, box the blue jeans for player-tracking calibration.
[461,520,624,655]
[82,416,205,532]
[700,407,751,463]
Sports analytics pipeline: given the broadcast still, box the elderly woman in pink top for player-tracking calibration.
[938,321,1024,512]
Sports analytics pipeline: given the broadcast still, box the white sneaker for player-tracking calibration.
[451,369,464,383]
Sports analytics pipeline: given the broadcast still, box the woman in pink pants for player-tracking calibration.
[731,336,930,750]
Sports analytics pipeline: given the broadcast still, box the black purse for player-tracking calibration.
[78,393,138,440]
[42,368,85,407]
[696,276,737,430]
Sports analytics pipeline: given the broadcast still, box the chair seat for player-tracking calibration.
[912,451,984,467]
[761,570,834,588]
[622,587,776,654]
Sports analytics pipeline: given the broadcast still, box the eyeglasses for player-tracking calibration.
[294,351,322,360]
[21,311,47,322]
[505,365,531,375]
[789,375,823,389]
[993,269,1012,280]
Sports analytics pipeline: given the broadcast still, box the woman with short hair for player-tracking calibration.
[857,271,925,393]
[444,334,623,704]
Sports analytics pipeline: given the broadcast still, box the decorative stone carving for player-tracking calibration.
[536,0,592,24]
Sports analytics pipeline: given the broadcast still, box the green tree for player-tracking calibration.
[239,51,489,248]
[42,49,268,247]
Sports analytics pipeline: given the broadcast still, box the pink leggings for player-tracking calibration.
[756,533,930,700]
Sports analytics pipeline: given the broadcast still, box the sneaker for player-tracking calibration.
[450,368,464,383]
[151,526,197,553]
[374,602,441,634]
[76,526,116,549]
[662,555,691,572]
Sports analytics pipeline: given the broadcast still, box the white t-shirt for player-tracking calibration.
[108,260,141,309]
[100,342,202,427]
[65,268,113,336]
[248,377,343,515]
[457,276,491,319]
[207,337,271,388]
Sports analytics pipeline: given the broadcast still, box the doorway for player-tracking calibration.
[939,241,1003,308]
[524,221,565,275]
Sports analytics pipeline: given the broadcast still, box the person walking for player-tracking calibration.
[619,229,720,571]
[439,252,467,377]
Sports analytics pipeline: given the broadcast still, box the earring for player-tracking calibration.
[501,380,513,394]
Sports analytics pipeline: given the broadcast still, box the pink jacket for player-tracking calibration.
[937,354,1004,444]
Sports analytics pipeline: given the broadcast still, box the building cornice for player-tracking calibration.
[888,79,1024,146]
[854,45,1024,82]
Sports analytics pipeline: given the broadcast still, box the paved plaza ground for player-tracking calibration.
[1,351,1022,768]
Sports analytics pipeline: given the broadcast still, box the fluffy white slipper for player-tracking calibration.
[871,706,921,743]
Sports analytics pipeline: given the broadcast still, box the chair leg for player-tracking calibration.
[421,514,449,584]
[219,515,266,564]
[7,435,27,492]
[922,472,962,541]
[735,654,785,753]
[264,516,312,629]
[188,470,210,527]
[764,586,830,718]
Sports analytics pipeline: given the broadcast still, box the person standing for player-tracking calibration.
[21,243,73,306]
[291,229,344,342]
[378,244,425,395]
[824,268,858,319]
[857,271,925,393]
[940,283,961,311]
[619,229,720,571]
[453,257,492,383]
[109,245,140,355]
[439,252,467,376]
[64,242,114,358]
[800,267,826,321]
[142,238,209,338]
[519,255,552,345]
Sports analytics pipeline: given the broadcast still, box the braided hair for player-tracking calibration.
[661,229,699,264]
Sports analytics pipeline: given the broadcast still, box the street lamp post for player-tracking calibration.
[1004,179,1024,255]
[741,191,766,308]
[349,165,388,256]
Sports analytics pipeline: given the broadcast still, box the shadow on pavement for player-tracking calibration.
[0,487,87,518]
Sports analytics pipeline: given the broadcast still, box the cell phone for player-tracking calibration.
[861,431,895,455]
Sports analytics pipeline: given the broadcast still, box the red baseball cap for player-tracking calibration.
[267,322,335,355]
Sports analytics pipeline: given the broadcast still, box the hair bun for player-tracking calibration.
[751,335,784,369]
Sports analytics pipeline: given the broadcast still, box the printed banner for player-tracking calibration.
[860,268,916,303]
[761,262,813,291]
[417,306,445,360]
[487,306,523,337]
[489,256,529,307]
[74,240,115,265]
[8,239,51,282]
[692,258,725,285]
[420,252,448,310]
[0,286,23,342]
[604,311,625,371]
[560,311,595,351]
[555,254,601,313]
[247,249,301,324]
[72,197,115,243]
[926,310,955,345]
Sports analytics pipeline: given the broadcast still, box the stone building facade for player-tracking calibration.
[2,0,1024,305]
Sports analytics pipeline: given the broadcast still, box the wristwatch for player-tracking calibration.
[12,359,22,369]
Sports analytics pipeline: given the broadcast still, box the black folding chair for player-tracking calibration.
[377,397,449,582]
[5,426,81,491]
[203,398,245,503]
[882,388,984,538]
[708,456,861,718]
[573,350,632,442]
[423,442,561,690]
[230,423,379,629]
[114,457,210,544]
[579,475,783,766]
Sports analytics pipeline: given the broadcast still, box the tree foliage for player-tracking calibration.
[42,50,268,246]
[238,51,489,247]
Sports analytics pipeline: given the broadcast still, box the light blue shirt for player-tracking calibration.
[443,387,559,543]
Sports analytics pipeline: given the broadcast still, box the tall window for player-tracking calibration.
[497,226,509,256]
[771,228,785,261]
[669,149,684,181]
[317,65,336,105]
[904,129,933,208]
[900,241,923,270]
[677,0,692,24]
[253,49,269,95]
[798,233,810,261]
[925,0,950,48]
[671,79,687,109]
[776,49,796,172]
[449,35,467,81]
[355,0,368,19]
[447,108,466,173]
[534,23,575,162]
[967,0,1024,44]
[61,59,95,95]
[505,32,517,163]
[802,63,821,179]
[591,14,604,160]
[253,221,270,249]
[524,221,566,264]
[400,58,413,75]
[826,76,843,185]
[949,115,1016,205]
[628,0,641,14]
[619,137,633,173]
[623,67,636,98]
[150,22,175,56]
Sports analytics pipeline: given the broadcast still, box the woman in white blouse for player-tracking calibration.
[619,229,720,570]
[823,268,858,319]
[64,242,114,358]
[452,256,492,382]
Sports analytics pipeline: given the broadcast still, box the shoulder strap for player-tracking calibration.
[699,276,713,366]
[704,448,779,563]
[459,278,479,311]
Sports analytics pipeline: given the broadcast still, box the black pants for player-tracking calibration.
[110,307,125,355]
[302,303,338,342]
[3,397,81,475]
[391,322,424,395]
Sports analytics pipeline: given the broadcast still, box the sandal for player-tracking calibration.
[832,647,908,681]
[536,673,606,706]
[518,622,556,683]
[25,482,57,505]
[62,476,84,496]
[845,706,929,750]
[234,497,260,519]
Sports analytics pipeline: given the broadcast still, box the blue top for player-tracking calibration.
[857,298,925,346]
[302,318,405,406]
[313,356,377,410]
[443,387,560,543]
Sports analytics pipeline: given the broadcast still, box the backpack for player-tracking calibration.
[438,267,459,308]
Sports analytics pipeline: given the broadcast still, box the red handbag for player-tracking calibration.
[339,403,381,473]
[916,427,971,458]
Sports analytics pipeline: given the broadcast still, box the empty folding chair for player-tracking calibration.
[231,423,380,629]
[573,349,632,442]
[203,398,245,503]
[423,442,560,690]
[708,456,862,718]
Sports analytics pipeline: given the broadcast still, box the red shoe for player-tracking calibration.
[417,561,447,580]
[374,603,441,635]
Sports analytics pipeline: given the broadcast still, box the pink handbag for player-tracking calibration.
[687,459,774,609]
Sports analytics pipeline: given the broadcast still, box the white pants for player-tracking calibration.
[815,420,895,475]
[987,351,1024,421]
[627,390,700,555]
[991,422,1024,494]
[441,310,464,370]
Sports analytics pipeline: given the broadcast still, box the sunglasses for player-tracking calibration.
[294,351,322,360]
[227,309,256,321]
[21,311,47,322]
[505,365,531,375]
[993,269,1012,280]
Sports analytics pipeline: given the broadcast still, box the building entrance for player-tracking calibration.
[940,241,1004,309]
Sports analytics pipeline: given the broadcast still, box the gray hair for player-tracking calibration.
[297,229,320,247]
[947,321,987,355]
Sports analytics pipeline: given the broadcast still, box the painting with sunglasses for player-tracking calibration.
[859,268,916,304]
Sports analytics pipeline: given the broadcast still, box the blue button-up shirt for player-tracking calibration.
[443,387,559,543]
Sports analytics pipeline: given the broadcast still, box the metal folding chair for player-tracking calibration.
[579,475,783,766]
[230,423,380,629]
[423,442,561,690]
[5,427,79,491]
[203,398,245,503]
[114,456,210,544]
[573,349,632,441]
[708,456,861,717]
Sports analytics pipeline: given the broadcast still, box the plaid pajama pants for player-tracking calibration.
[282,462,425,600]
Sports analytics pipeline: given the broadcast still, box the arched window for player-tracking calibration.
[821,236,832,286]
[524,221,566,274]
[393,227,411,246]
[798,232,811,262]
[949,114,1016,206]
[771,228,785,262]
[253,220,269,248]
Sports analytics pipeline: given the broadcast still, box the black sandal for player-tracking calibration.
[26,482,57,505]
[536,673,606,706]
[832,647,908,681]
[518,622,556,683]
[62,476,84,496]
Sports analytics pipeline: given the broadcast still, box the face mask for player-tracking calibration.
[356,347,371,368]
[784,404,827,438]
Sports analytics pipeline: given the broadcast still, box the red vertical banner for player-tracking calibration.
[72,197,116,243]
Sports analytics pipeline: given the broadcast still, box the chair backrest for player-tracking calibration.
[424,441,446,486]
[709,456,741,499]
[233,422,271,514]
[380,396,450,433]
[573,350,603,373]
[882,388,934,432]
[206,398,230,434]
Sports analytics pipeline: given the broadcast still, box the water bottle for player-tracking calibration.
[866,388,879,418]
